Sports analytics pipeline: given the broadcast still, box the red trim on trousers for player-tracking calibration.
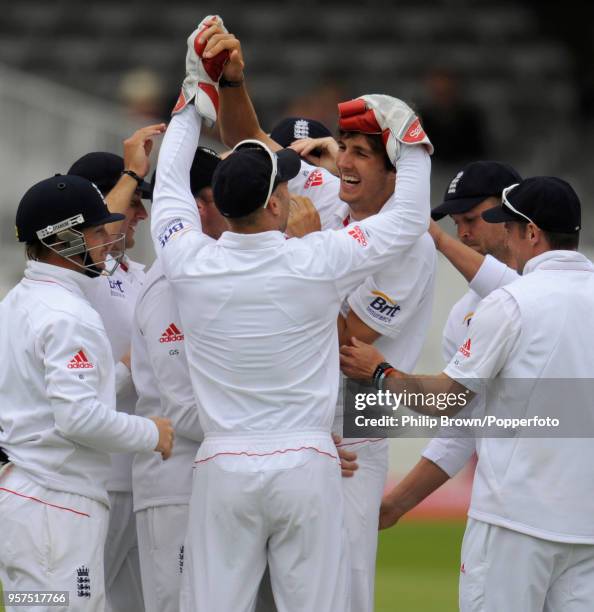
[335,438,384,448]
[0,487,90,517]
[194,446,338,465]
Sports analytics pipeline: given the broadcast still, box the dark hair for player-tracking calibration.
[25,238,50,261]
[337,131,394,171]
[516,222,579,250]
[542,230,579,250]
[227,206,265,229]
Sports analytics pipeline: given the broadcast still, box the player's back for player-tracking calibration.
[170,230,343,437]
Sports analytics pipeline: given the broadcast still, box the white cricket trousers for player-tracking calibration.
[0,464,108,612]
[104,491,144,612]
[136,504,188,612]
[136,504,279,612]
[340,439,389,612]
[460,518,594,611]
[180,450,350,612]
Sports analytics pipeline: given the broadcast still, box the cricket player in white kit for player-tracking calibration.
[284,106,436,612]
[379,161,522,526]
[0,175,173,612]
[68,134,164,612]
[341,176,594,611]
[131,147,222,612]
[150,15,431,611]
[218,52,436,612]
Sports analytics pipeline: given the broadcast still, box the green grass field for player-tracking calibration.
[375,520,466,612]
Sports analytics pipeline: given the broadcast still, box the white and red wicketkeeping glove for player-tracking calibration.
[338,94,433,165]
[172,15,229,127]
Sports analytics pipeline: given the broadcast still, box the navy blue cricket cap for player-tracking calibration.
[16,174,125,242]
[150,146,221,200]
[212,142,301,218]
[190,147,221,195]
[68,152,153,199]
[482,176,581,233]
[270,117,332,148]
[432,161,522,220]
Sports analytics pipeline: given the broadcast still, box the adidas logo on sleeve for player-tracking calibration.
[159,323,184,343]
[459,338,471,358]
[67,349,94,369]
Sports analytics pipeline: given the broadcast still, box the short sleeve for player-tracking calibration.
[470,255,519,299]
[444,290,521,393]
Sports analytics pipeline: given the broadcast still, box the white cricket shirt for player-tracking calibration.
[422,256,520,477]
[445,250,594,543]
[0,261,158,505]
[132,258,204,511]
[84,256,145,492]
[150,107,430,467]
[289,160,436,442]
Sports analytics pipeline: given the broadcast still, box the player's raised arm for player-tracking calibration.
[150,16,227,274]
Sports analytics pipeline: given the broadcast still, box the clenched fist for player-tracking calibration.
[150,416,175,460]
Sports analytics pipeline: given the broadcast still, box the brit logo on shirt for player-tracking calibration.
[366,291,400,324]
[158,218,190,248]
[109,278,125,298]
[76,565,91,598]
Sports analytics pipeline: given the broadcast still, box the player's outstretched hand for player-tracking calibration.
[123,123,167,179]
[286,195,321,238]
[332,434,359,478]
[150,416,175,460]
[340,337,385,382]
[290,137,339,176]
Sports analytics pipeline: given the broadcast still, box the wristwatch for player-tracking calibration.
[372,362,396,391]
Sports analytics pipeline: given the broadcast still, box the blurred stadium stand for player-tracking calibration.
[1,1,590,206]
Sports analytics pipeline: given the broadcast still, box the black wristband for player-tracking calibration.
[219,76,244,88]
[121,169,143,186]
[372,362,395,391]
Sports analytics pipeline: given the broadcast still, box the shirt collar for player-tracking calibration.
[24,260,96,297]
[523,250,594,275]
[217,230,286,250]
[119,255,145,273]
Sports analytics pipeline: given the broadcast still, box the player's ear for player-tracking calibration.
[527,222,539,244]
[266,193,282,218]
